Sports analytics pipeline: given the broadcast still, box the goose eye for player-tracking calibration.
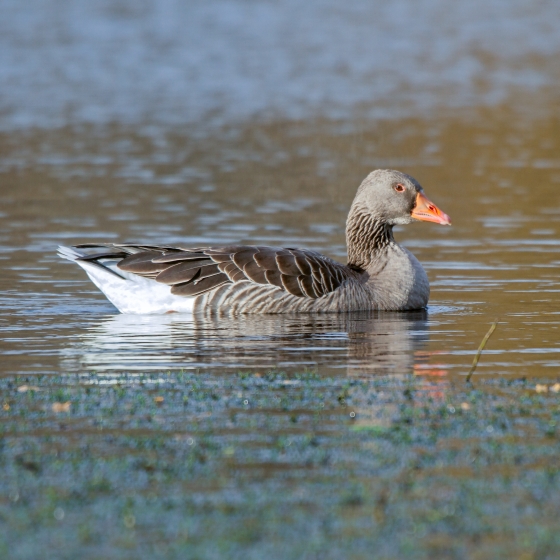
[393,184,405,193]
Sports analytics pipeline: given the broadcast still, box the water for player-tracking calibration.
[2,3,560,557]
[1,0,560,129]
[2,117,560,379]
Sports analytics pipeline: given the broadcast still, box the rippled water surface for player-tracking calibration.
[3,116,560,379]
[2,2,560,557]
[2,0,560,380]
[2,0,560,129]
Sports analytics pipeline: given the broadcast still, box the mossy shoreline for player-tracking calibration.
[1,371,559,559]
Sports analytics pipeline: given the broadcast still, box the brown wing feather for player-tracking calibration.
[280,274,305,297]
[291,251,313,276]
[229,269,247,283]
[265,269,284,288]
[218,261,239,277]
[171,274,230,296]
[312,277,326,297]
[276,253,301,276]
[118,251,166,274]
[253,249,279,270]
[306,256,324,280]
[298,275,319,298]
[243,261,267,284]
[204,245,253,255]
[232,247,259,269]
[156,262,220,286]
[152,251,208,264]
[333,266,347,285]
[320,265,336,293]
[76,243,354,301]
[205,252,236,263]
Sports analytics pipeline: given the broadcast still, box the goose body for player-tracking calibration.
[59,169,450,315]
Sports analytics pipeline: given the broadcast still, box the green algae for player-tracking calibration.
[0,371,559,559]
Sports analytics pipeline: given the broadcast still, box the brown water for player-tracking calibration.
[2,113,560,380]
[2,0,560,380]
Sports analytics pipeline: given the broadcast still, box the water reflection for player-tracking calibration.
[3,113,560,379]
[60,310,436,377]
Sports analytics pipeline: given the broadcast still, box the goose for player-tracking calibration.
[58,169,451,315]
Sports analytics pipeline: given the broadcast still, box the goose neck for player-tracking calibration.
[346,208,395,271]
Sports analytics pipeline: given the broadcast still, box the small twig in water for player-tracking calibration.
[465,321,499,383]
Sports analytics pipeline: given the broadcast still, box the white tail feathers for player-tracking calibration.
[57,245,83,261]
[58,245,194,314]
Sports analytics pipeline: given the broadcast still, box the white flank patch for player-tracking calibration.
[58,246,194,314]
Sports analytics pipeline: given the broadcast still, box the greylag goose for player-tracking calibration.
[58,169,450,315]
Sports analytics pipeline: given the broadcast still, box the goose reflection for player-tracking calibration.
[60,310,446,377]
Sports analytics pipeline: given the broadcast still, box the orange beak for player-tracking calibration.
[411,192,451,225]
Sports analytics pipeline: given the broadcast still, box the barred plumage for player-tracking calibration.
[58,169,450,314]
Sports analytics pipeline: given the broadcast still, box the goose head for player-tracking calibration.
[351,169,451,226]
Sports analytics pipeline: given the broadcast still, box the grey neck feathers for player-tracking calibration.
[346,206,395,271]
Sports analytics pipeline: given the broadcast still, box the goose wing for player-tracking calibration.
[74,243,355,299]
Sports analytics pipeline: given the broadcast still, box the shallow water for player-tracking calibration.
[2,115,560,379]
[2,1,560,381]
[2,371,559,559]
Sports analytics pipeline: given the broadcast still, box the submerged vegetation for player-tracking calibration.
[1,370,559,559]
[466,321,500,384]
